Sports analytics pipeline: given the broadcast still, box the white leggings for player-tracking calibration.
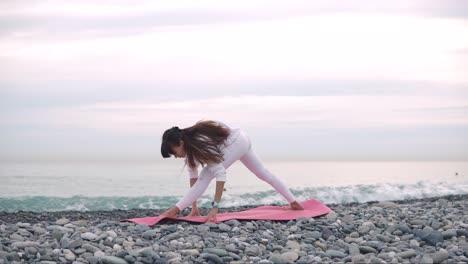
[175,129,297,211]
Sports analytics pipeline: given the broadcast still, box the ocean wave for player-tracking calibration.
[1,181,467,212]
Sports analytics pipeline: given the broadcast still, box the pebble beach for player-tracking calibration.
[1,194,467,264]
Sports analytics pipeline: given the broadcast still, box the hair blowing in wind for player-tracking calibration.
[164,120,231,168]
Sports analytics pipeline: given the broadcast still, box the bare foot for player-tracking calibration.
[187,209,201,217]
[282,201,304,210]
[160,206,181,218]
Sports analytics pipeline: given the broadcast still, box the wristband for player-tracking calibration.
[211,201,220,208]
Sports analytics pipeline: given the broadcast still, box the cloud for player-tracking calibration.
[1,1,467,161]
[1,0,467,41]
[1,14,467,85]
[3,95,467,136]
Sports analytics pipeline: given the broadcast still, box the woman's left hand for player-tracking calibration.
[204,207,218,222]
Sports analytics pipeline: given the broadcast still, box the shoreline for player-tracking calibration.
[0,194,466,225]
[1,194,467,263]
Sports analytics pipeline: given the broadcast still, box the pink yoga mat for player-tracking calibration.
[123,199,332,226]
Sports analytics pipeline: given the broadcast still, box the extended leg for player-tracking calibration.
[240,148,296,203]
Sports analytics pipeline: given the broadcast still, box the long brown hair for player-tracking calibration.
[161,120,230,168]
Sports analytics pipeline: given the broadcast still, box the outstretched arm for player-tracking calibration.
[214,181,225,203]
[160,177,204,218]
[204,180,225,222]
[161,163,225,218]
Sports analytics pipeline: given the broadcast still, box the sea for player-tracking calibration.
[1,160,467,212]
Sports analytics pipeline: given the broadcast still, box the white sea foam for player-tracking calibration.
[2,160,467,212]
[1,181,467,212]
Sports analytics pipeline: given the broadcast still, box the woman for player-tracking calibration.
[160,120,304,222]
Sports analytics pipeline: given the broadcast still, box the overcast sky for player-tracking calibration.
[1,0,467,162]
